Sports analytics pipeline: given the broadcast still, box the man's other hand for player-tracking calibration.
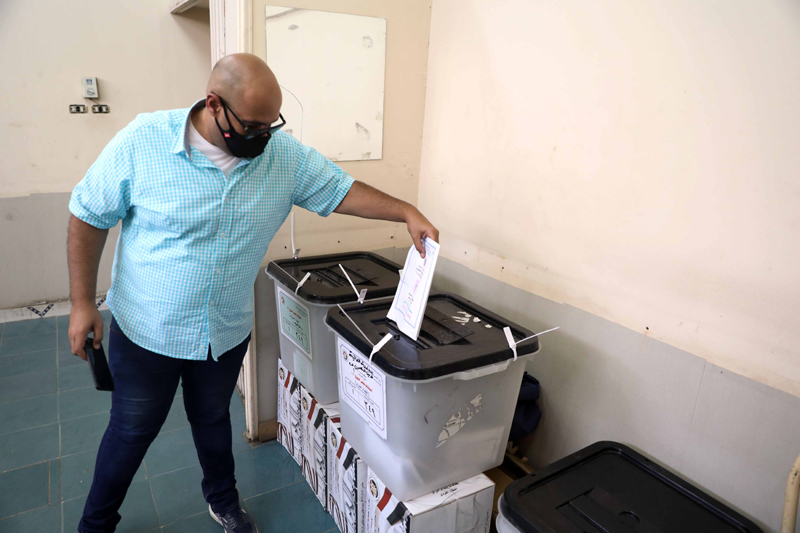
[405,206,439,258]
[69,304,104,361]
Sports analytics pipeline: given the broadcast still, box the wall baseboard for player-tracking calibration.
[0,296,108,324]
[257,418,279,442]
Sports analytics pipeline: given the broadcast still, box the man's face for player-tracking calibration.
[206,91,282,152]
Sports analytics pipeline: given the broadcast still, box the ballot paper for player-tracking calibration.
[386,239,439,341]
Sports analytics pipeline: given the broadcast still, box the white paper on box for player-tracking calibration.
[277,358,303,465]
[386,239,439,341]
[327,417,367,533]
[277,286,313,358]
[338,336,388,439]
[366,468,494,533]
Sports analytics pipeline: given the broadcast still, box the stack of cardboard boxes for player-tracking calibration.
[278,358,496,533]
[301,384,340,509]
[276,359,302,466]
[327,414,368,533]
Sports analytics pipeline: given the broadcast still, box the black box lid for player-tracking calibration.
[501,441,763,533]
[267,252,401,305]
[324,293,540,380]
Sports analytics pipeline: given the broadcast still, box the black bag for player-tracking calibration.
[509,372,541,441]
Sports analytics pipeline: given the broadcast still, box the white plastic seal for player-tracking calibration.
[294,272,311,294]
[291,212,300,259]
[339,264,367,304]
[503,327,518,361]
[369,333,393,362]
[504,326,561,361]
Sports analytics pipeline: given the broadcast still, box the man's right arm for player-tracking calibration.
[67,215,109,360]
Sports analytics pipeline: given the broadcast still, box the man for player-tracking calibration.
[68,54,438,533]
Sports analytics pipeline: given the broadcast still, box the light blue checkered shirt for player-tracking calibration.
[70,103,354,360]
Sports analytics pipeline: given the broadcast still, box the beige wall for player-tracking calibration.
[429,253,800,533]
[419,0,800,397]
[0,0,212,198]
[0,0,211,306]
[251,0,431,264]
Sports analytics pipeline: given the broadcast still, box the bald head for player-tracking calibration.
[195,54,283,154]
[208,54,281,111]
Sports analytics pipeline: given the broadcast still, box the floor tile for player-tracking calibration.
[232,442,303,499]
[62,479,159,533]
[0,504,61,532]
[61,448,145,501]
[60,412,110,456]
[49,459,60,505]
[0,462,49,519]
[0,424,59,473]
[0,394,58,436]
[59,387,112,421]
[0,331,57,357]
[2,317,57,339]
[58,363,95,392]
[59,348,86,368]
[160,400,190,433]
[149,465,207,525]
[0,370,57,404]
[57,331,72,349]
[231,413,251,454]
[160,510,225,533]
[56,314,70,332]
[245,480,335,533]
[230,393,245,414]
[144,427,199,477]
[0,349,56,378]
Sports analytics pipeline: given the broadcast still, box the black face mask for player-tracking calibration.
[212,94,286,159]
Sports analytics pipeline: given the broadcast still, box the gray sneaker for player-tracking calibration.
[209,504,259,533]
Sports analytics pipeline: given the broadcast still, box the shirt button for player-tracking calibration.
[210,300,215,306]
[216,268,221,274]
[221,232,226,238]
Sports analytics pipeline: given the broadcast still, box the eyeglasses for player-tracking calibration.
[211,92,286,140]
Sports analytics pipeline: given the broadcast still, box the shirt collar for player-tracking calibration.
[171,99,207,158]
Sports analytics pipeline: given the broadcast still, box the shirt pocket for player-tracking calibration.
[133,166,221,238]
[135,196,217,238]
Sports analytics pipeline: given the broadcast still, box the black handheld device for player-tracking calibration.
[84,339,115,391]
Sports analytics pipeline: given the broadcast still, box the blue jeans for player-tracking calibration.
[78,317,250,533]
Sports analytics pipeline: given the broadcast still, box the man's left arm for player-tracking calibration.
[334,181,439,258]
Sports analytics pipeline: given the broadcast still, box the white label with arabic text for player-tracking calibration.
[337,336,387,439]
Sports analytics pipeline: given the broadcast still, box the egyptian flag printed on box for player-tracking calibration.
[300,385,340,510]
[366,468,409,533]
[277,358,302,466]
[366,467,494,533]
[315,402,340,511]
[328,417,366,533]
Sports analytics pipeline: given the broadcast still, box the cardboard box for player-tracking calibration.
[483,467,515,524]
[366,469,494,533]
[300,385,339,509]
[277,358,302,466]
[327,415,368,533]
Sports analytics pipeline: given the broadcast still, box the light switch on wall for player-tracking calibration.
[82,77,98,99]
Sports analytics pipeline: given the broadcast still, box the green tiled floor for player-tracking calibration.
[0,314,337,533]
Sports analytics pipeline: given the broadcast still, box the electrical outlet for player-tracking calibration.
[92,105,110,114]
[69,105,87,114]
